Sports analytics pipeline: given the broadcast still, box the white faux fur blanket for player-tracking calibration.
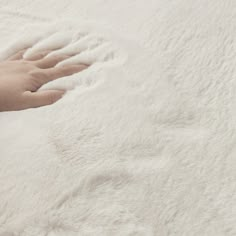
[0,0,236,235]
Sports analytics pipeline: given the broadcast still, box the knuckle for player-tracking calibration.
[28,70,47,90]
[29,70,45,78]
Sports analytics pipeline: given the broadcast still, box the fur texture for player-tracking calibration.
[0,0,236,235]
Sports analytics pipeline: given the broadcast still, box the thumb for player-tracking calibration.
[24,90,65,109]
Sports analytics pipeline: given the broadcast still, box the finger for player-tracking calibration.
[34,54,70,69]
[42,64,88,81]
[23,90,65,108]
[6,49,28,61]
[26,50,52,61]
[29,64,88,90]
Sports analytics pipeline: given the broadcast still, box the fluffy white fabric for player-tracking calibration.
[0,0,236,235]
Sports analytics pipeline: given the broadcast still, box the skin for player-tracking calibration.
[0,49,88,112]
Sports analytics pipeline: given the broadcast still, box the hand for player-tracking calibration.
[0,49,87,111]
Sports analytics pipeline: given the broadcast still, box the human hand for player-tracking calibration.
[0,49,87,111]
